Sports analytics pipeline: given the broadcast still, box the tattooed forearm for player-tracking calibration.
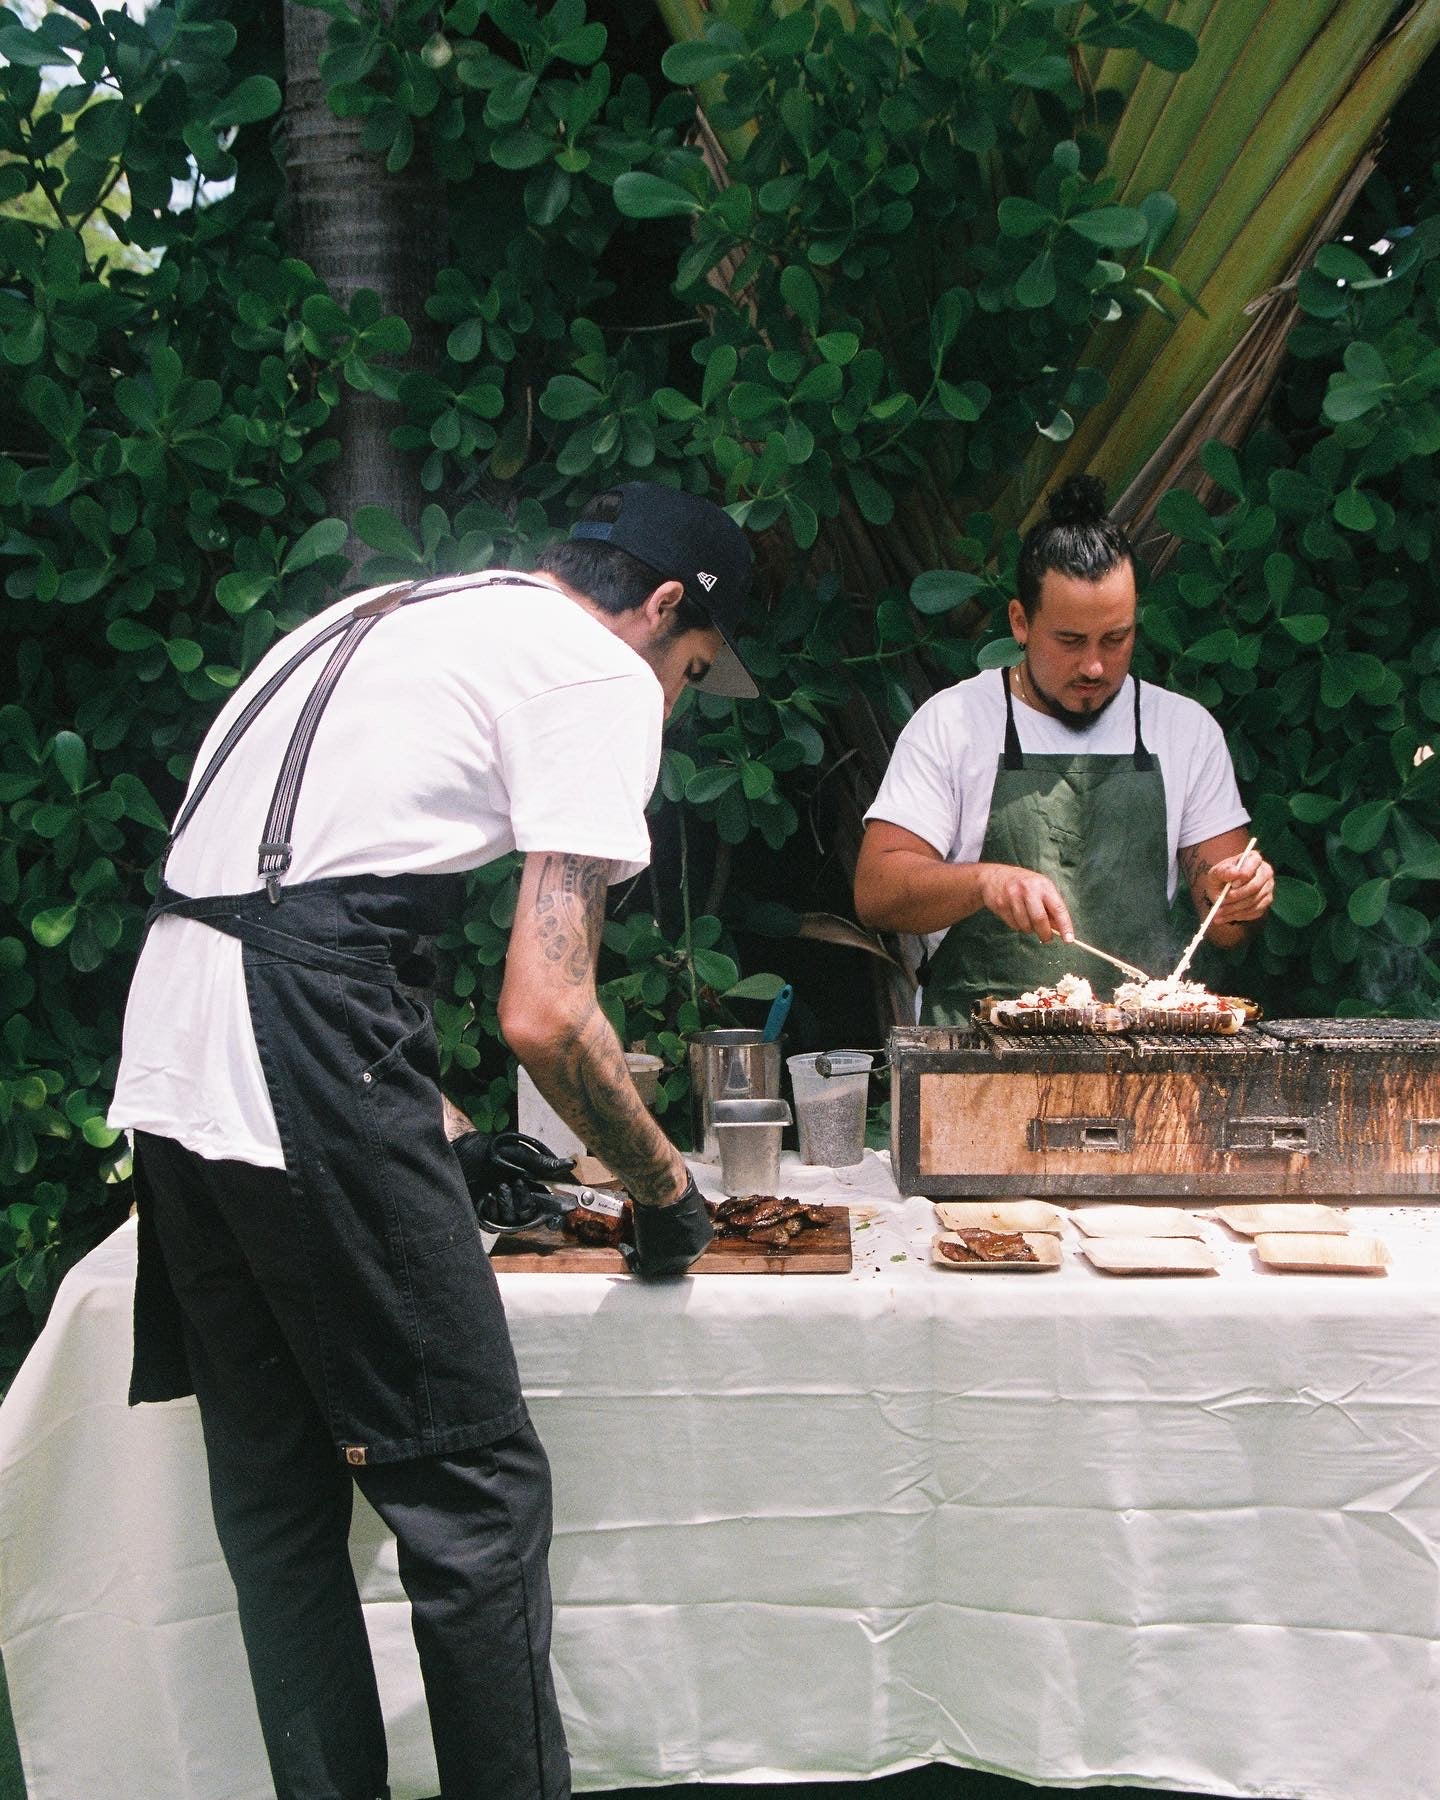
[504,850,688,1207]
[541,1006,684,1207]
[1179,844,1212,891]
[533,852,608,985]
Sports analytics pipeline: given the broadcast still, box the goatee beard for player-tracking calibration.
[1026,662,1123,730]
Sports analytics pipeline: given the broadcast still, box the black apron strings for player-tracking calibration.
[149,881,399,985]
[1002,665,1154,769]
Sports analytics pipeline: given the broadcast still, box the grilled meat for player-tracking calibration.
[941,1227,1037,1264]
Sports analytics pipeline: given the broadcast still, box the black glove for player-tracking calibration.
[453,1129,575,1234]
[625,1175,714,1279]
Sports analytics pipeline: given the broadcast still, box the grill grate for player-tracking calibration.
[1259,1017,1440,1050]
[1128,1028,1277,1055]
[981,1027,1127,1055]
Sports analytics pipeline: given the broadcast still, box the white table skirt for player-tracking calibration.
[1,1152,1437,1800]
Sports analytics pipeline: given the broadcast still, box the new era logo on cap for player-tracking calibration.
[568,483,757,698]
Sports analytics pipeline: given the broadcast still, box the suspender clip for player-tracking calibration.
[258,841,292,905]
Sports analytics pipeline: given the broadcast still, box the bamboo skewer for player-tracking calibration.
[1170,836,1258,984]
[1069,938,1154,983]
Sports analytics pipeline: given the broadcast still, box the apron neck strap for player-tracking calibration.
[1001,665,1024,769]
[1132,676,1154,770]
[1001,665,1155,771]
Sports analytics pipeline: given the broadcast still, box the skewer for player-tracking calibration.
[1068,938,1153,983]
[1169,835,1259,984]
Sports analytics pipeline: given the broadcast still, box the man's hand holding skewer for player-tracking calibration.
[1201,845,1274,925]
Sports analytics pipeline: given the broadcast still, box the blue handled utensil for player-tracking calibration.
[761,984,793,1042]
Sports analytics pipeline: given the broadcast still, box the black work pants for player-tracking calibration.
[135,1131,571,1800]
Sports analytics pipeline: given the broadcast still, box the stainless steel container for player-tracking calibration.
[688,1028,783,1160]
[712,1099,791,1196]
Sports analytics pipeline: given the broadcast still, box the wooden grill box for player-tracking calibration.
[889,1019,1440,1199]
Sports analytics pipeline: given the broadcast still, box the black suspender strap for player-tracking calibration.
[161,572,556,903]
[256,609,388,898]
[163,612,355,867]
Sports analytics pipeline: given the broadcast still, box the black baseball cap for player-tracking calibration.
[569,481,758,698]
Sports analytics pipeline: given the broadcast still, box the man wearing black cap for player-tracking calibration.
[109,481,757,1800]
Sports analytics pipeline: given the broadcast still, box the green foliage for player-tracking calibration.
[1138,199,1440,1015]
[0,0,1435,1374]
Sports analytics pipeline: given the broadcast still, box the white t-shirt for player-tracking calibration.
[864,671,1248,913]
[110,575,663,1169]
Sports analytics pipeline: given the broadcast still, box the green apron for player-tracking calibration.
[920,670,1175,1026]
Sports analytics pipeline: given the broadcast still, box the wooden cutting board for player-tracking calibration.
[490,1206,853,1274]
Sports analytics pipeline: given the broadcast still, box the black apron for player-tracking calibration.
[919,670,1175,1026]
[130,577,546,1465]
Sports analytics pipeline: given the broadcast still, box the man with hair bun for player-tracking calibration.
[854,475,1273,1022]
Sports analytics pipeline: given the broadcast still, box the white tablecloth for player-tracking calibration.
[1,1153,1437,1800]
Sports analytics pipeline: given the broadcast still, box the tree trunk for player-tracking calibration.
[282,2,443,559]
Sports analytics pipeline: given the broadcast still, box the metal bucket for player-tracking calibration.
[687,1028,783,1160]
[712,1098,792,1196]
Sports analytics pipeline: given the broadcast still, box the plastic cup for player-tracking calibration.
[787,1050,873,1167]
[624,1052,664,1108]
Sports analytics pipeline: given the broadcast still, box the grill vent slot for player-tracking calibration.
[1223,1116,1318,1155]
[1028,1116,1134,1153]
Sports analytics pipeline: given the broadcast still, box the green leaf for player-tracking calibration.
[211,76,282,130]
[702,344,737,411]
[1066,207,1149,248]
[779,266,820,335]
[997,196,1052,238]
[1199,440,1244,499]
[51,731,86,794]
[31,905,77,948]
[660,39,743,84]
[723,972,785,1001]
[1347,878,1391,929]
[910,570,986,614]
[740,761,774,799]
[165,639,204,674]
[1270,878,1325,928]
[283,518,347,573]
[612,172,703,220]
[111,773,169,832]
[215,573,275,616]
[692,948,739,992]
[975,637,1023,670]
[1014,251,1056,309]
[685,765,738,803]
[0,25,74,66]
[937,379,987,422]
[816,331,859,365]
[541,374,605,420]
[1382,902,1432,948]
[1333,486,1376,532]
[1314,242,1375,286]
[1340,799,1392,853]
[1289,793,1339,824]
[1156,488,1220,545]
[1186,628,1238,664]
[354,506,419,558]
[1279,614,1329,645]
[848,466,893,526]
